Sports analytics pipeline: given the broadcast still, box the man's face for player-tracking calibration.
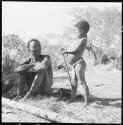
[29,41,41,56]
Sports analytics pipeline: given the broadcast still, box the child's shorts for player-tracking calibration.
[72,58,86,69]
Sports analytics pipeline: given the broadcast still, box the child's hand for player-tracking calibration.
[61,48,67,55]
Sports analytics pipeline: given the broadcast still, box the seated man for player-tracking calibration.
[13,39,53,101]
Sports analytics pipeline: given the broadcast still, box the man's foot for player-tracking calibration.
[19,97,27,102]
[13,96,22,101]
[18,96,29,102]
[19,93,32,102]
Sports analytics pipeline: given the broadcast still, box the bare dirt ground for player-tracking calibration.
[2,105,50,123]
[2,64,122,123]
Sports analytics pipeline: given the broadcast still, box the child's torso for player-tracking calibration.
[67,38,87,65]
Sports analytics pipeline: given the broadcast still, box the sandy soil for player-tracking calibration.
[2,105,50,123]
[2,64,121,123]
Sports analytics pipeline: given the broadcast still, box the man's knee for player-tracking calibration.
[18,74,26,82]
[36,68,46,75]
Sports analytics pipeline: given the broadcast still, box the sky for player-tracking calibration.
[2,2,121,43]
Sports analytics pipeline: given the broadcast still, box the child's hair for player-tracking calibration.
[27,39,41,50]
[74,20,90,33]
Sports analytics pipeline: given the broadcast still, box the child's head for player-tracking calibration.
[27,39,41,56]
[74,20,90,36]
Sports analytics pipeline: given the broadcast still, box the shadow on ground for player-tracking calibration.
[89,95,121,108]
[3,86,121,109]
[55,92,121,108]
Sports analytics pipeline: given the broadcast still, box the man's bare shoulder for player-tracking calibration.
[42,55,51,59]
[41,55,51,62]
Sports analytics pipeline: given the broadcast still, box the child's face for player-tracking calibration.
[74,27,80,38]
[29,41,41,56]
[74,27,85,38]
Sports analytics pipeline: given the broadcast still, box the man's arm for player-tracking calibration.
[27,55,51,73]
[14,64,35,73]
[14,58,34,73]
[62,39,87,54]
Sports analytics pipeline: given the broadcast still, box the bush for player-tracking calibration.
[101,54,110,65]
[109,55,121,70]
[2,54,15,75]
[115,56,122,70]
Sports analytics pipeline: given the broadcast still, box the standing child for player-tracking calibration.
[61,20,90,106]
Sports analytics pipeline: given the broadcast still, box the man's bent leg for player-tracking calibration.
[26,72,36,91]
[43,70,52,96]
[28,70,52,96]
[13,74,26,100]
[20,71,45,100]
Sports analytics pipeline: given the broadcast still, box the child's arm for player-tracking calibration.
[62,39,87,54]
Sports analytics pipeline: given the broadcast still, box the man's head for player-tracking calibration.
[27,39,41,56]
[74,20,90,37]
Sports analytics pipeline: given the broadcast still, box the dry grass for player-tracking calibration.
[3,64,121,123]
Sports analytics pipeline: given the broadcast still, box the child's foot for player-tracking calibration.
[67,100,74,103]
[67,97,75,103]
[83,102,89,107]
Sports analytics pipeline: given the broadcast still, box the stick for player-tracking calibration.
[62,53,73,88]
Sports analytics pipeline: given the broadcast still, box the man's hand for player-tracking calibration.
[27,62,44,72]
[14,64,35,73]
[27,55,51,73]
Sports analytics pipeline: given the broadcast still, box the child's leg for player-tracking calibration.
[75,62,89,106]
[69,67,78,102]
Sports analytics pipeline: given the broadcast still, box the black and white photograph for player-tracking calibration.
[2,1,122,123]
